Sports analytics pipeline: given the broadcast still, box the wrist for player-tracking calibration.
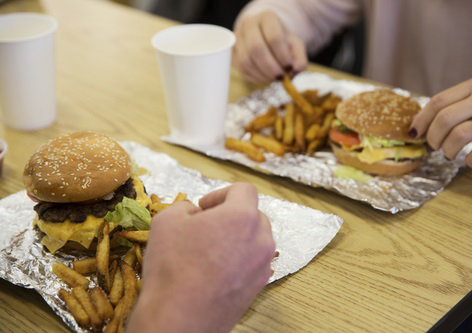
[127,280,231,333]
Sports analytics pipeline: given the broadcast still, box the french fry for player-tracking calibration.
[97,221,111,293]
[150,193,160,204]
[250,133,285,156]
[58,289,90,327]
[72,286,103,329]
[321,94,341,111]
[150,202,171,216]
[172,192,187,203]
[135,245,144,266]
[72,255,120,275]
[225,138,265,162]
[109,259,118,290]
[275,115,284,140]
[137,279,142,293]
[283,103,295,145]
[283,144,303,153]
[114,231,149,243]
[117,317,125,333]
[244,107,277,132]
[109,261,124,306]
[316,112,335,140]
[104,300,123,333]
[72,258,97,276]
[120,262,138,320]
[72,255,119,276]
[302,89,319,105]
[89,287,114,321]
[307,140,323,155]
[282,74,314,117]
[52,263,90,289]
[305,123,321,141]
[123,245,137,268]
[294,112,305,149]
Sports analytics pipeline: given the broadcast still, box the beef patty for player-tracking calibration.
[34,177,137,223]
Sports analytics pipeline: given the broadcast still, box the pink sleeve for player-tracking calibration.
[235,0,363,53]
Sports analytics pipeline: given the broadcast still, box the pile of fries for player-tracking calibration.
[53,192,187,332]
[226,74,342,162]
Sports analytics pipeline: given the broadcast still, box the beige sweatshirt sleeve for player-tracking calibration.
[235,0,363,54]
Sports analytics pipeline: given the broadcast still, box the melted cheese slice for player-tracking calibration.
[358,145,426,164]
[35,174,151,253]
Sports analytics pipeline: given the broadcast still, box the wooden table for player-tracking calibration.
[1,0,471,332]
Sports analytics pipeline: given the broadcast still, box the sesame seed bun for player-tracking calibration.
[335,90,425,143]
[23,132,132,203]
[330,142,423,176]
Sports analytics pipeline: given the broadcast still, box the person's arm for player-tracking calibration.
[410,79,472,167]
[233,0,362,83]
[126,183,275,333]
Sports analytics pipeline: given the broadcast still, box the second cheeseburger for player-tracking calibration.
[23,132,151,253]
[329,90,427,175]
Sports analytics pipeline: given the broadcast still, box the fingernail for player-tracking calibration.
[275,74,284,81]
[408,128,417,138]
[284,65,293,73]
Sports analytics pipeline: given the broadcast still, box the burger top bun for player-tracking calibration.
[335,90,425,143]
[23,132,132,203]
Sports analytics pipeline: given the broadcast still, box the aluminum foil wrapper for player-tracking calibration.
[0,141,342,333]
[163,72,471,213]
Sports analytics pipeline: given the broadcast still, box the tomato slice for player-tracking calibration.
[329,126,361,147]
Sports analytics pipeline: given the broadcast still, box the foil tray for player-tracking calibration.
[163,72,470,213]
[0,141,342,333]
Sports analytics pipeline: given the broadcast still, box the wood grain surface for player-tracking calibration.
[0,0,471,332]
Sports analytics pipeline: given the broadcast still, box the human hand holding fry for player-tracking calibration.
[127,183,275,333]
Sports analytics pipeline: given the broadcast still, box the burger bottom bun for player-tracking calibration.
[330,142,423,176]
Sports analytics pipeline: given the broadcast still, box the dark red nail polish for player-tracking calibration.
[408,128,417,138]
[284,65,293,73]
[275,74,284,81]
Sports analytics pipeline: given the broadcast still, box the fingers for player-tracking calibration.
[233,32,267,83]
[287,33,308,74]
[439,120,472,160]
[152,201,202,224]
[425,96,472,150]
[234,11,305,83]
[260,11,292,72]
[410,79,472,138]
[242,16,285,82]
[259,211,272,235]
[199,183,259,210]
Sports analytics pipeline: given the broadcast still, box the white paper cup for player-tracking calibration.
[0,13,57,131]
[152,24,235,146]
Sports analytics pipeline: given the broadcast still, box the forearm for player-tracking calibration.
[126,282,235,333]
[235,0,362,53]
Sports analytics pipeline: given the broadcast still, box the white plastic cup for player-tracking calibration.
[151,24,236,146]
[0,13,57,131]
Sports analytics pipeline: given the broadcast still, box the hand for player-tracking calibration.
[233,11,308,83]
[126,183,275,333]
[410,79,472,167]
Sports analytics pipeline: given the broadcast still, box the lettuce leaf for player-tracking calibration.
[361,135,405,148]
[105,197,151,230]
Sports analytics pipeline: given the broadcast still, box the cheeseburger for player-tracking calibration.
[23,132,151,253]
[329,90,427,175]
